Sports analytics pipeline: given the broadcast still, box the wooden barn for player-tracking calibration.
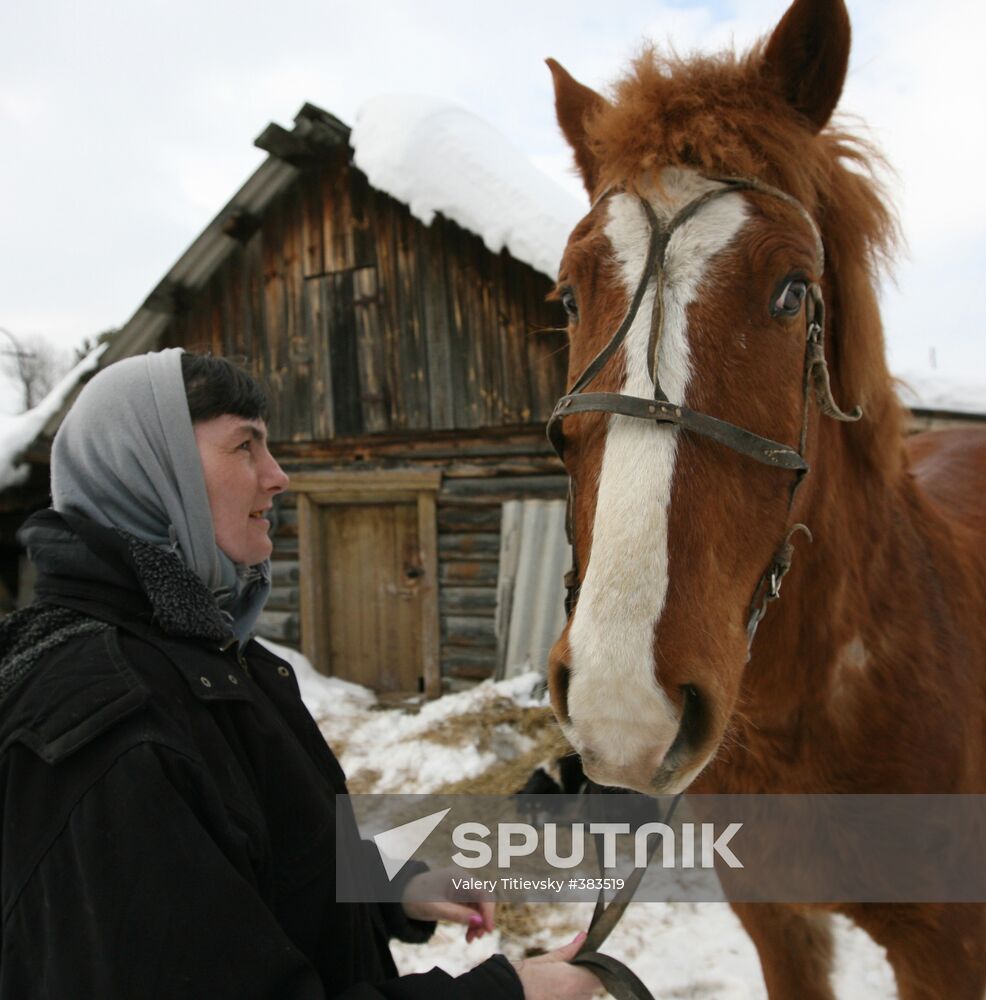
[0,101,576,697]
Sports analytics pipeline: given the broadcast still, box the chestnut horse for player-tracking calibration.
[544,0,986,996]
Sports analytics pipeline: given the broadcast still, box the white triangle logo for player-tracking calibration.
[373,808,451,881]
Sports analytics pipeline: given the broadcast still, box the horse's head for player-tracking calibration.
[546,0,885,794]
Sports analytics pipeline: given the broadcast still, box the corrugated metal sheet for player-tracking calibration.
[495,498,570,678]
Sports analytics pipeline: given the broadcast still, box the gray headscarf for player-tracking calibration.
[51,348,270,642]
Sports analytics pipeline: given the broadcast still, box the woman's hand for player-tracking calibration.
[513,933,603,999]
[401,870,495,942]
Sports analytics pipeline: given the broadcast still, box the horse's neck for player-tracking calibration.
[733,420,929,749]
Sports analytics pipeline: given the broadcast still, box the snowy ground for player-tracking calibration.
[262,641,898,999]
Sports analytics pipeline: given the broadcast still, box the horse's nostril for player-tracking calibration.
[669,684,707,760]
[552,660,572,724]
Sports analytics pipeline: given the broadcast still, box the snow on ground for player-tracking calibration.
[351,95,585,281]
[0,343,106,491]
[264,640,898,999]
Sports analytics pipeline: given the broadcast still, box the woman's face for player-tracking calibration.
[193,415,289,565]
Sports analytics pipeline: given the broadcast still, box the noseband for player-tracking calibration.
[547,175,862,644]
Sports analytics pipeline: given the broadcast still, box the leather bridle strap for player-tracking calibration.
[550,392,808,472]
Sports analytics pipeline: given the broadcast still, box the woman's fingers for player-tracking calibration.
[526,931,587,963]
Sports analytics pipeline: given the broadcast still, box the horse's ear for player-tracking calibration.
[761,0,851,132]
[547,58,608,196]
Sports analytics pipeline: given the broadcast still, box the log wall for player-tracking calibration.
[258,431,567,687]
[160,147,568,443]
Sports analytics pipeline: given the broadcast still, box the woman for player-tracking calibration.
[0,350,598,999]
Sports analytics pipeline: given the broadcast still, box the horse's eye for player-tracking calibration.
[560,287,579,321]
[771,278,808,317]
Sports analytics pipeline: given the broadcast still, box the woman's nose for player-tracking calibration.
[264,453,290,493]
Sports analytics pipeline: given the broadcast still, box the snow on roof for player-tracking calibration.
[351,95,586,280]
[0,343,107,492]
[893,369,986,415]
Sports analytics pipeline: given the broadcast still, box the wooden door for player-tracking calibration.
[320,499,423,692]
[295,471,441,696]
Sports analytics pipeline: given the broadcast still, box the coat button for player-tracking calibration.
[228,674,239,685]
[200,676,212,688]
[277,665,290,677]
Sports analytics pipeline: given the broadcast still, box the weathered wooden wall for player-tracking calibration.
[161,146,567,442]
[255,430,566,685]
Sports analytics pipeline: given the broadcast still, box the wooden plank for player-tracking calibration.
[299,166,325,277]
[442,654,497,681]
[266,586,299,612]
[257,610,299,644]
[439,560,499,586]
[445,224,476,429]
[417,489,441,698]
[505,263,535,424]
[420,217,454,429]
[348,163,375,268]
[437,506,502,533]
[273,506,298,536]
[289,469,441,494]
[297,495,319,668]
[443,615,497,647]
[395,207,430,429]
[368,191,401,430]
[438,533,500,560]
[271,535,299,558]
[353,265,388,432]
[441,646,497,669]
[271,560,300,585]
[524,271,568,421]
[324,272,363,435]
[262,196,290,441]
[440,458,564,478]
[285,183,314,443]
[273,427,553,460]
[440,475,567,498]
[243,229,267,387]
[439,587,497,617]
[303,275,334,439]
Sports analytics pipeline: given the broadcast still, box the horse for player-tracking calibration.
[543,0,986,996]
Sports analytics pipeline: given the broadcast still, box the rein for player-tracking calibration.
[570,794,683,1000]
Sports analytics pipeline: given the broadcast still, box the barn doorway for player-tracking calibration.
[293,471,441,697]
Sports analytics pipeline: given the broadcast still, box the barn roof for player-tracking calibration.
[86,98,584,399]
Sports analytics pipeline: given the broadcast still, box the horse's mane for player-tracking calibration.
[585,44,907,477]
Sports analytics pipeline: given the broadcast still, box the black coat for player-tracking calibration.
[0,511,521,999]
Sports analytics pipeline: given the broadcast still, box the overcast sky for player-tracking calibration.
[2,0,984,414]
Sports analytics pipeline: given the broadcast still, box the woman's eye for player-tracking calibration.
[560,287,579,321]
[771,278,808,317]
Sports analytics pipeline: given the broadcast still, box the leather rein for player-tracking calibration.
[547,176,862,999]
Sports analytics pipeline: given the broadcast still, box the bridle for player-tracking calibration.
[546,175,862,647]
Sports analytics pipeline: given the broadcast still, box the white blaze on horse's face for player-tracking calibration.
[564,169,749,793]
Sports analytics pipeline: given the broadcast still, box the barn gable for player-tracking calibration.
[4,101,575,695]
